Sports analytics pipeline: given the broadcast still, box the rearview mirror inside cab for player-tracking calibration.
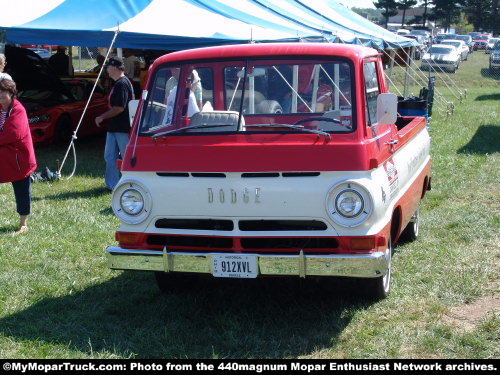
[376,93,398,125]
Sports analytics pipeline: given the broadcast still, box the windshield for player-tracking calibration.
[441,41,461,48]
[140,59,355,136]
[494,41,500,50]
[428,47,453,54]
[455,35,471,42]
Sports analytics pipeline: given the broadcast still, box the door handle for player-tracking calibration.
[385,139,399,153]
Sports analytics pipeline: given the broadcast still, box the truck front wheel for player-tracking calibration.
[399,208,420,243]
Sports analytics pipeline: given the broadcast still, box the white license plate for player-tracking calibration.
[212,254,258,278]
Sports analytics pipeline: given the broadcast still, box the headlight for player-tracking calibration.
[120,189,144,215]
[29,113,51,124]
[335,189,364,218]
[326,182,373,227]
[112,180,151,224]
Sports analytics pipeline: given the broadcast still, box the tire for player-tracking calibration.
[53,115,73,145]
[256,100,283,114]
[359,237,393,300]
[399,208,420,243]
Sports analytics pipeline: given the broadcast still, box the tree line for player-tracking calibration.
[369,0,499,33]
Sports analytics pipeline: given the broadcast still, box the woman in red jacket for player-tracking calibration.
[0,79,37,234]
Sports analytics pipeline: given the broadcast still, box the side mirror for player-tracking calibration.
[128,99,139,125]
[376,93,398,125]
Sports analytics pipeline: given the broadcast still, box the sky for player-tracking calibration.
[337,0,375,9]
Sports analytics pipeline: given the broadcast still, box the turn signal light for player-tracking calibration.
[350,238,375,251]
[116,232,141,247]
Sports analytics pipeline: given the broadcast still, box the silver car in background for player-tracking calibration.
[445,34,474,52]
[489,41,500,71]
[421,44,461,73]
[440,40,469,61]
[486,38,500,54]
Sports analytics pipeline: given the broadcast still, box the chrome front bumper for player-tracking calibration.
[106,247,389,278]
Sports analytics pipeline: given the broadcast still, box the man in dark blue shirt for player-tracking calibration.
[95,57,134,190]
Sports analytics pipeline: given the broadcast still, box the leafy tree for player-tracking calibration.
[420,0,431,27]
[463,0,500,33]
[463,0,492,31]
[397,0,418,26]
[429,0,464,32]
[352,7,384,23]
[374,0,399,28]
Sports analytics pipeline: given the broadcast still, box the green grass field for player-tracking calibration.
[0,52,499,359]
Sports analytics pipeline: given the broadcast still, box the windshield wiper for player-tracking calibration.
[245,123,331,138]
[152,124,236,138]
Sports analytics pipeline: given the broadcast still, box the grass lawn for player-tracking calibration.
[0,52,499,359]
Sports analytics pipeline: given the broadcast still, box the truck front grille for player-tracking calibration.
[240,237,338,249]
[155,219,234,231]
[147,235,233,249]
[238,220,327,231]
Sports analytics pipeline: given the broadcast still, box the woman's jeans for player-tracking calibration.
[12,177,31,216]
[104,131,130,190]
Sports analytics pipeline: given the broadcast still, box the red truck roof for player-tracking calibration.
[152,43,379,69]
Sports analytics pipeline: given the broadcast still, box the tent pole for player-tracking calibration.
[403,47,412,97]
[387,49,396,90]
[57,30,120,178]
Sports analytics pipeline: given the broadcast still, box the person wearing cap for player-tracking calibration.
[95,57,134,190]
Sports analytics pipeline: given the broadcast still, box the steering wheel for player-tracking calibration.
[294,117,341,126]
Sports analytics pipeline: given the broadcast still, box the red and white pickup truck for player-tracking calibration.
[106,43,431,299]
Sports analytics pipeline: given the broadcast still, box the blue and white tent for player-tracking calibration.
[0,0,417,50]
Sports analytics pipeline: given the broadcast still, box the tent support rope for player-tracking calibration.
[398,47,464,101]
[57,29,120,179]
[381,49,449,113]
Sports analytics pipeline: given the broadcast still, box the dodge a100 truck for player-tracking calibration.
[106,43,431,299]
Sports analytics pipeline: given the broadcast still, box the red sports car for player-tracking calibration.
[5,45,108,145]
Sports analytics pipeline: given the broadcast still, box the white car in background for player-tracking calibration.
[421,44,461,73]
[440,40,469,61]
[486,38,500,54]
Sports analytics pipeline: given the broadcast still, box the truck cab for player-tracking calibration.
[107,43,431,299]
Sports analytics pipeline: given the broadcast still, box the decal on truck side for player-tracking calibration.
[383,159,399,199]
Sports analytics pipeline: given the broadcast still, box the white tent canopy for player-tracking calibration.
[1,0,418,50]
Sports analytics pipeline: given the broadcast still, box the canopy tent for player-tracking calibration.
[1,0,417,50]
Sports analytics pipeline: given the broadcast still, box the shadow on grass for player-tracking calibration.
[475,93,500,101]
[0,272,375,358]
[100,207,114,216]
[0,225,18,235]
[32,187,110,202]
[458,125,500,155]
[480,68,500,81]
